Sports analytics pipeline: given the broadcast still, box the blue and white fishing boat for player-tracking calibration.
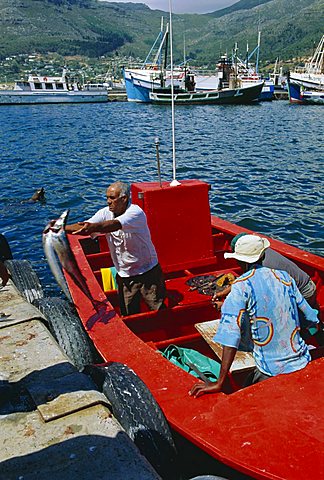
[287,81,324,105]
[289,35,324,90]
[287,34,324,105]
[123,19,188,102]
[235,32,274,101]
[124,25,270,104]
[0,68,109,105]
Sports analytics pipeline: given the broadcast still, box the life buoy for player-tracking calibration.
[43,77,48,82]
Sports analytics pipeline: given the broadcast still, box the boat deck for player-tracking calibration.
[63,180,324,480]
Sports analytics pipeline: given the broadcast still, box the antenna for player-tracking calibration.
[168,0,180,187]
[154,136,162,188]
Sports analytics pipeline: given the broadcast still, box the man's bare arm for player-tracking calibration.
[189,346,237,398]
[69,219,122,235]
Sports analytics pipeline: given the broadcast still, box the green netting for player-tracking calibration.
[161,344,220,382]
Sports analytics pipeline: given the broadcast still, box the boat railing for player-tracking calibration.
[191,69,217,76]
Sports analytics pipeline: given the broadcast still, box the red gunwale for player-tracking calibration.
[64,180,324,480]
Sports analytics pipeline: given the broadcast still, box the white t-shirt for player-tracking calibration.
[87,204,158,277]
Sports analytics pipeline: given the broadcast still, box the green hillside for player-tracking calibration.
[208,0,273,18]
[0,0,323,70]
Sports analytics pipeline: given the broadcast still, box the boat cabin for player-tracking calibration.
[13,71,80,93]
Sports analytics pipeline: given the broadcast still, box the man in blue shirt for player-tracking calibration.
[213,232,317,308]
[190,234,319,398]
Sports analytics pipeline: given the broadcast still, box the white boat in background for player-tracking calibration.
[289,34,324,90]
[0,68,109,105]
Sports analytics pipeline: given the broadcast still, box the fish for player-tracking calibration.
[42,209,96,305]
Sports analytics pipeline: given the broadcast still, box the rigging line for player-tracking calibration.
[168,0,180,186]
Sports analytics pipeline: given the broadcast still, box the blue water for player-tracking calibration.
[0,101,323,295]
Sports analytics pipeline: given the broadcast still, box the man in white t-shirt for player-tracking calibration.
[65,181,166,316]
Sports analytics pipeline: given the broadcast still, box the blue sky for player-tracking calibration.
[99,1,239,14]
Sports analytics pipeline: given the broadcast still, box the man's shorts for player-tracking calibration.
[116,263,166,316]
[244,367,272,387]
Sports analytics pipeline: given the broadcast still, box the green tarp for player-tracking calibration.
[162,344,220,382]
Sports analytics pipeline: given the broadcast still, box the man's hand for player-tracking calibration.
[72,222,95,235]
[212,299,224,311]
[211,285,232,309]
[189,346,237,398]
[189,381,223,398]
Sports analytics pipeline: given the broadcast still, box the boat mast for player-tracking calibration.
[162,23,169,88]
[159,17,164,66]
[305,35,324,74]
[255,31,261,74]
[169,0,180,186]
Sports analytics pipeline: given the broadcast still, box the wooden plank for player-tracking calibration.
[195,319,255,372]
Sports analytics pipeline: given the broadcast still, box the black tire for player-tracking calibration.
[4,259,43,303]
[0,233,13,261]
[86,362,179,480]
[33,297,101,371]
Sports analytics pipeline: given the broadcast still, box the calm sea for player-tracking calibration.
[0,100,323,296]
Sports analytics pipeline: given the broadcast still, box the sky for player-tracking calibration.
[99,1,239,14]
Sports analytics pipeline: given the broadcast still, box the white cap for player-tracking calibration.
[224,234,270,263]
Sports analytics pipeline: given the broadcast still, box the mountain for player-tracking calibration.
[187,0,324,64]
[0,0,323,67]
[208,0,273,18]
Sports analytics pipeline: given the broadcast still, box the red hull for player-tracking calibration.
[65,180,324,479]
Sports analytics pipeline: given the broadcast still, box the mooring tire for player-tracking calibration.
[4,259,43,303]
[86,362,179,480]
[33,297,101,371]
[189,476,230,480]
[0,233,13,261]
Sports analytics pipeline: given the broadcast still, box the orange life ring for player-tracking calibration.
[43,77,48,82]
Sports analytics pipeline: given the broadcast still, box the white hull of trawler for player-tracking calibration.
[0,90,108,105]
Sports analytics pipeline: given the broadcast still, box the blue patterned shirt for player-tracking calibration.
[214,266,319,376]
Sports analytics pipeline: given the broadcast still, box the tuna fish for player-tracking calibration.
[43,209,95,304]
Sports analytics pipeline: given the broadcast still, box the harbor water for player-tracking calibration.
[0,100,323,296]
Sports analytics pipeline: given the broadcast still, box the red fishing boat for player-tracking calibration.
[42,179,324,480]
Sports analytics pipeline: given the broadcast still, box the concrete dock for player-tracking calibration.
[0,280,160,479]
[108,90,127,102]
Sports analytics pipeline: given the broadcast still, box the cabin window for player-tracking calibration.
[56,83,64,90]
[45,83,53,90]
[34,83,42,90]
